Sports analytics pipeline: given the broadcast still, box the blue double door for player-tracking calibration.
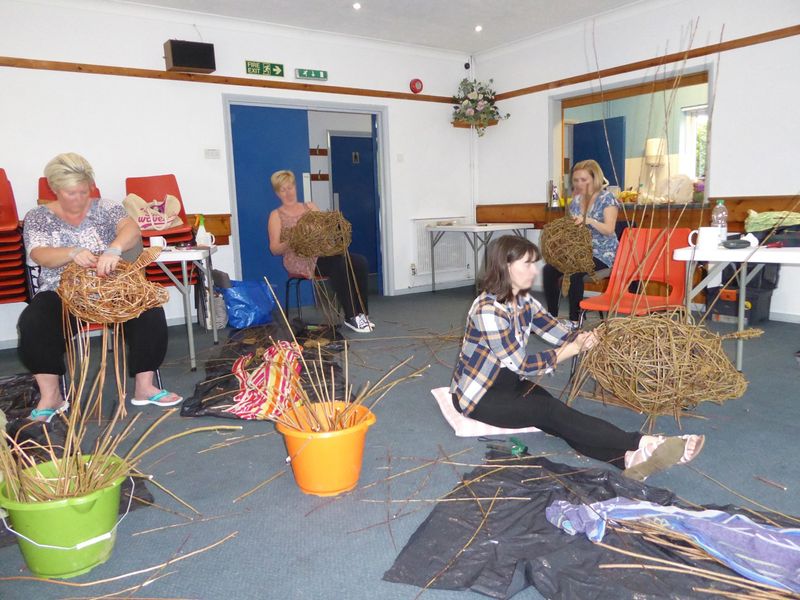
[230,105,381,307]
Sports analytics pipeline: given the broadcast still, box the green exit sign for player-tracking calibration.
[245,61,284,77]
[295,68,328,81]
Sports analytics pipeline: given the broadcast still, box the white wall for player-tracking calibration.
[473,0,800,321]
[0,0,474,345]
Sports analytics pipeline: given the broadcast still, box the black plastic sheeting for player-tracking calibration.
[181,323,345,419]
[384,453,797,599]
[0,373,40,422]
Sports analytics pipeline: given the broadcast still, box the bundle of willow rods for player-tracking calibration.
[287,210,352,258]
[539,215,595,295]
[231,340,428,433]
[571,309,758,425]
[57,246,168,324]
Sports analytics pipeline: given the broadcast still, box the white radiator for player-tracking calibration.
[412,217,472,285]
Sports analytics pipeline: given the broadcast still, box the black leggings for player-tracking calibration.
[315,253,369,320]
[542,256,609,321]
[18,291,168,377]
[457,369,641,467]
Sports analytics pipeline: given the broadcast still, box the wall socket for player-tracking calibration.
[410,263,417,276]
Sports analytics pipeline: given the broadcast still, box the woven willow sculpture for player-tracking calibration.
[570,309,760,427]
[287,211,352,258]
[57,246,169,324]
[540,216,595,295]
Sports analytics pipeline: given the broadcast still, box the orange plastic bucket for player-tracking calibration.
[276,402,376,496]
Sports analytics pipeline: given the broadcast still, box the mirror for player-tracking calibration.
[561,72,708,204]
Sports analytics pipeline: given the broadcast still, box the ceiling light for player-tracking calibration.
[352,2,361,9]
[474,25,483,32]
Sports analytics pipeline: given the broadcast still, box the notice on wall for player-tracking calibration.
[246,61,284,77]
[295,68,328,81]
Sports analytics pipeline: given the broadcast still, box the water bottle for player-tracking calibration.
[711,199,728,244]
[549,180,560,208]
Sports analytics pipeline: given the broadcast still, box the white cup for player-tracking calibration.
[688,227,720,250]
[196,231,215,246]
[149,236,166,247]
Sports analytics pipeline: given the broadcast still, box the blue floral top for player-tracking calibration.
[568,189,620,268]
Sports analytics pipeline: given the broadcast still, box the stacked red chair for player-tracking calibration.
[125,175,198,288]
[0,169,30,303]
[38,176,101,202]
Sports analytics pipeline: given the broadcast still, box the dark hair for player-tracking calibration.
[479,235,540,302]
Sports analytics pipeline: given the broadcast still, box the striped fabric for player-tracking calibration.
[228,341,303,420]
[450,292,576,415]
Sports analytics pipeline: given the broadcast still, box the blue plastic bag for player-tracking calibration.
[219,280,276,329]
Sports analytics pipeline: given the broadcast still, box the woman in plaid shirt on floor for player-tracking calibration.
[450,235,704,480]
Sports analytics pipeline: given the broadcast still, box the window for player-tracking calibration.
[680,104,708,180]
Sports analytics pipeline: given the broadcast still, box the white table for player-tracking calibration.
[427,223,536,292]
[154,246,219,371]
[673,245,800,370]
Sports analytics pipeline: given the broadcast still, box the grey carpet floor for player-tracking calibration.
[0,287,798,599]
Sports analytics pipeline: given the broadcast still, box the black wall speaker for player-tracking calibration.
[164,40,216,74]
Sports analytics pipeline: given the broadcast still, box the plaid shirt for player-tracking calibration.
[450,292,577,415]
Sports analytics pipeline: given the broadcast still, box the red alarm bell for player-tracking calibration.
[409,78,423,94]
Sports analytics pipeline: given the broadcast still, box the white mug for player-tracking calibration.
[688,227,720,250]
[196,231,215,246]
[149,236,166,247]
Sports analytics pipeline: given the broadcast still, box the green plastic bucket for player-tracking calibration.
[0,455,128,579]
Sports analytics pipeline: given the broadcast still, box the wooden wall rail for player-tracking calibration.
[186,213,231,245]
[496,24,800,101]
[1,24,797,105]
[476,196,799,231]
[0,56,452,104]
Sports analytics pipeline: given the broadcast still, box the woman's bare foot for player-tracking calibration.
[31,374,68,421]
[132,372,182,407]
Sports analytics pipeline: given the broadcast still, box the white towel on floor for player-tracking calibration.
[431,387,541,437]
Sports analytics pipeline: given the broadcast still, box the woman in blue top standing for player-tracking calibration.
[543,159,620,325]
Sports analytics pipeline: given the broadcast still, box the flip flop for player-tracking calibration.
[131,390,183,407]
[623,437,686,482]
[29,400,70,423]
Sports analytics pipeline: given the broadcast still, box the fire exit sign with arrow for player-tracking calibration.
[245,61,284,77]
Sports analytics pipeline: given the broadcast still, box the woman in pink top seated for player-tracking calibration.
[267,170,372,333]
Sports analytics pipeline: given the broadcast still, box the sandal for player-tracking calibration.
[678,434,705,464]
[131,390,183,407]
[623,437,686,482]
[29,401,70,423]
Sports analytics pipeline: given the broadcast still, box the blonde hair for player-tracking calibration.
[270,170,296,193]
[44,153,95,192]
[572,159,606,195]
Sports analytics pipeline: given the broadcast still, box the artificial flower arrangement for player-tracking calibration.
[451,78,509,136]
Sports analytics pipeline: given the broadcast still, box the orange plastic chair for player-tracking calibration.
[38,177,101,202]
[578,227,691,322]
[124,174,192,240]
[0,169,21,233]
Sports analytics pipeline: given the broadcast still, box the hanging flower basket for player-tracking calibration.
[451,78,509,136]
